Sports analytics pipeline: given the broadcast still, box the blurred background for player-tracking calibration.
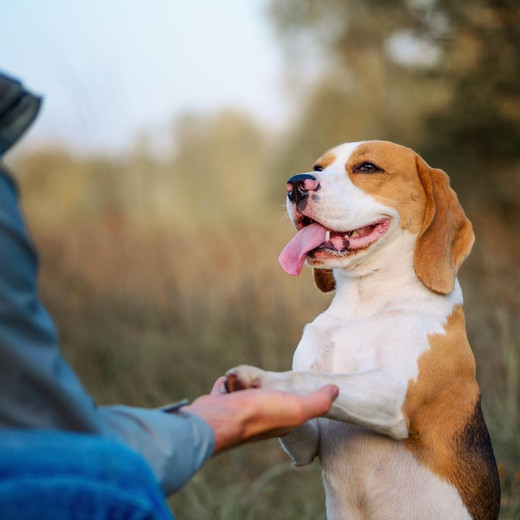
[2,0,519,517]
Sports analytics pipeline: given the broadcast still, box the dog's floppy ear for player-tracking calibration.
[414,155,475,295]
[314,268,335,292]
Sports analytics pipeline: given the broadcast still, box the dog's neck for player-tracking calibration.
[328,232,461,321]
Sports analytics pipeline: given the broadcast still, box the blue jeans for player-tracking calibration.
[0,430,175,520]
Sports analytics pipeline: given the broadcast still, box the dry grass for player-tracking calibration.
[33,214,519,519]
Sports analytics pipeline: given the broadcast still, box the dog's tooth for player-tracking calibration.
[325,230,331,242]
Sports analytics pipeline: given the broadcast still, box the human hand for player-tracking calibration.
[184,377,338,454]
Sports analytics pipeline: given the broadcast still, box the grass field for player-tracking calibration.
[32,212,519,518]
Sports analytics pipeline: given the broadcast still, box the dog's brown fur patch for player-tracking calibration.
[403,306,500,519]
[413,157,475,295]
[314,151,337,171]
[345,141,427,235]
[313,268,335,292]
[341,141,474,294]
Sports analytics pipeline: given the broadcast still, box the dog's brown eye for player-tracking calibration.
[313,165,323,172]
[356,162,381,173]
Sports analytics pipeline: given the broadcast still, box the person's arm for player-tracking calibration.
[0,166,219,494]
[97,379,337,493]
[0,165,338,495]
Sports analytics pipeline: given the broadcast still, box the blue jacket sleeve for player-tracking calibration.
[0,167,215,495]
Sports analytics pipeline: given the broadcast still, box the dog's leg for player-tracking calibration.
[226,365,408,439]
[279,419,320,466]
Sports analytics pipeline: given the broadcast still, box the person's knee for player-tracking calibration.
[0,430,154,487]
[0,430,173,520]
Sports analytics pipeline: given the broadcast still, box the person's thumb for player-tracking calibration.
[304,384,339,418]
[210,376,227,395]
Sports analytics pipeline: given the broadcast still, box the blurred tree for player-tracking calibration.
[267,0,520,216]
[13,109,272,227]
[170,110,270,222]
[15,150,122,226]
[421,0,520,216]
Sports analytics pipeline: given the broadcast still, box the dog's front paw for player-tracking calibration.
[224,365,267,393]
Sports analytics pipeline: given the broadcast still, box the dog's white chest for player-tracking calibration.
[293,309,428,378]
[293,315,379,373]
[292,281,463,377]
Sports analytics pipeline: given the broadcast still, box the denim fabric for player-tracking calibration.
[0,430,175,520]
[0,163,215,495]
[0,71,215,497]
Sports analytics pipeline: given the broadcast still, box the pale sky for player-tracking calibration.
[0,0,286,154]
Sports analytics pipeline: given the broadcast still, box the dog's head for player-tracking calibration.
[278,141,474,295]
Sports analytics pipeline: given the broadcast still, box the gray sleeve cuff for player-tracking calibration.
[98,405,215,495]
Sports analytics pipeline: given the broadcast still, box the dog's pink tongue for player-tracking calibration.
[278,223,327,276]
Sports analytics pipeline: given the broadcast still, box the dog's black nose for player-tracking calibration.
[286,174,320,205]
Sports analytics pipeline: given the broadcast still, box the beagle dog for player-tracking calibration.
[225,141,500,519]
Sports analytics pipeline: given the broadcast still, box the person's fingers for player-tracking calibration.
[299,384,339,419]
[210,376,227,396]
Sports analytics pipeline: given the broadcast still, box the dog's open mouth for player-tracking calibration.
[278,217,391,276]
